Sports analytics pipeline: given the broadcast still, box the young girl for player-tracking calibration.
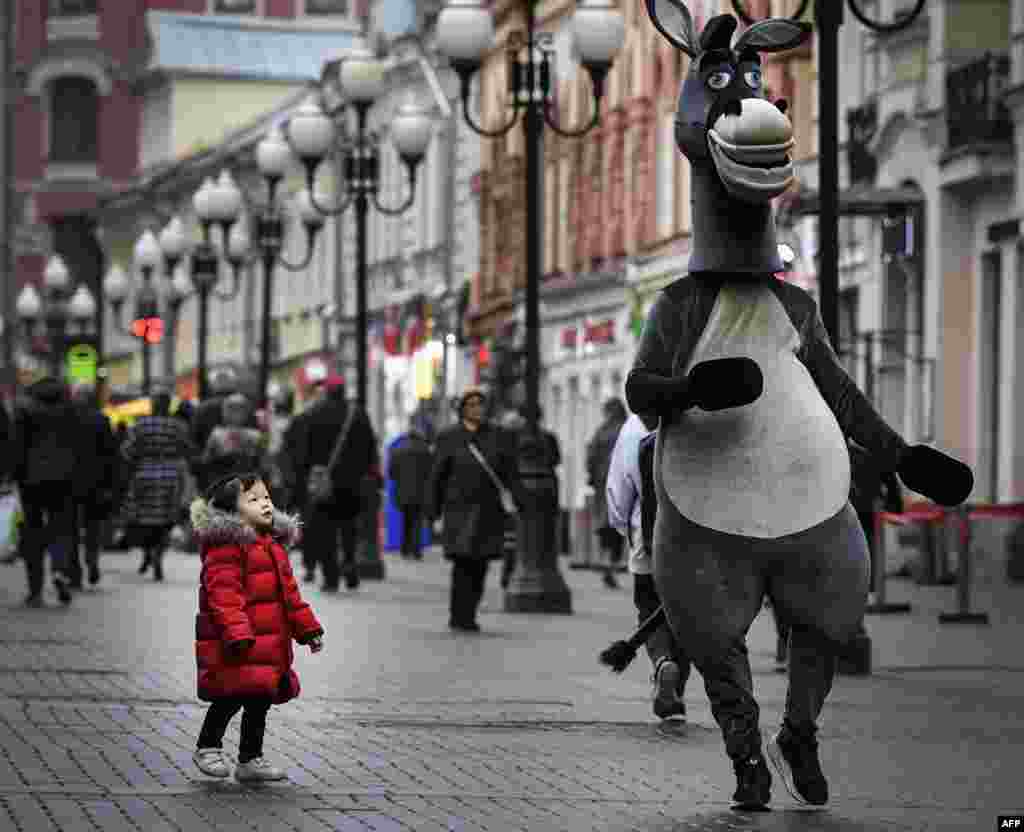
[190,473,324,782]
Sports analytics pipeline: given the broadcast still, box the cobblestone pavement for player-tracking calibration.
[0,546,1020,831]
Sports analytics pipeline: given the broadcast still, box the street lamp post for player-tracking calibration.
[435,0,625,613]
[15,254,98,379]
[157,202,249,401]
[731,0,926,347]
[281,45,435,411]
[732,0,926,676]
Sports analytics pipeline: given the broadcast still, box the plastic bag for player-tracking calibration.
[0,491,21,559]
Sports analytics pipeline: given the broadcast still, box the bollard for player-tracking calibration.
[938,505,989,625]
[865,510,912,614]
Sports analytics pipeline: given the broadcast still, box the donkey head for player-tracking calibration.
[645,0,810,205]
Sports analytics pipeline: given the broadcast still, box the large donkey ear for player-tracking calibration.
[644,0,697,57]
[733,18,812,54]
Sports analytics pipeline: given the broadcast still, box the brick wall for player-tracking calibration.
[99,80,141,181]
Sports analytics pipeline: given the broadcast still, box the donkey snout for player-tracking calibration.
[711,98,793,148]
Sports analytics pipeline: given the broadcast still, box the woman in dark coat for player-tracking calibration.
[428,389,519,632]
[120,387,195,581]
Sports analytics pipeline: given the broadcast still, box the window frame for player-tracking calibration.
[47,76,99,165]
[48,0,98,16]
[209,0,261,14]
[302,0,350,16]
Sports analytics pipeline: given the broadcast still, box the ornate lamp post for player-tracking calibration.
[434,0,625,613]
[733,0,926,674]
[102,229,171,395]
[157,196,249,401]
[280,43,435,411]
[731,0,926,346]
[16,254,98,378]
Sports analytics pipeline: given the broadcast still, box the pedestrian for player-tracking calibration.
[201,393,267,488]
[120,385,195,581]
[606,414,689,720]
[190,472,324,782]
[429,388,520,632]
[387,418,434,560]
[11,377,78,606]
[278,383,325,581]
[191,370,241,467]
[266,387,294,507]
[67,383,119,589]
[586,398,628,588]
[295,375,378,591]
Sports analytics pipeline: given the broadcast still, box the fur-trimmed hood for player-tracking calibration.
[189,498,301,547]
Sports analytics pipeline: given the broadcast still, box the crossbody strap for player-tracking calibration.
[467,441,508,496]
[323,405,357,476]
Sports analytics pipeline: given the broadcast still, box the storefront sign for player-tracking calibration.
[560,326,578,349]
[583,319,615,345]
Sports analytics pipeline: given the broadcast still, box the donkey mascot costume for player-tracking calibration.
[627,1,974,810]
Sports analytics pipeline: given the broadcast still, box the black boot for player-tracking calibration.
[138,550,151,575]
[152,549,164,582]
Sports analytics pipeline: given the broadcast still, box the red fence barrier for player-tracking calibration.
[870,502,1024,624]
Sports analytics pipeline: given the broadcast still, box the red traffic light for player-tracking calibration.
[132,317,164,344]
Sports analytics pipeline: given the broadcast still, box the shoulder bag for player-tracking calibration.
[307,405,357,504]
[467,440,518,516]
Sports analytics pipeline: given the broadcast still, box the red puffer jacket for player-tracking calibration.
[191,499,323,704]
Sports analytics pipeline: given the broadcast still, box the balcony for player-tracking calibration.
[47,1,99,42]
[945,53,1013,151]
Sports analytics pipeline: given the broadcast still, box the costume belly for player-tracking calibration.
[660,283,850,538]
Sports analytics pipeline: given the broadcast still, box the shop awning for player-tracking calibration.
[784,184,924,217]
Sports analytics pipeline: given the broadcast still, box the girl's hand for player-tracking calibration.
[308,636,323,653]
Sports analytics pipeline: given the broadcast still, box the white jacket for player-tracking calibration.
[605,414,653,575]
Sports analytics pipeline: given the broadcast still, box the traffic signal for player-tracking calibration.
[131,317,164,344]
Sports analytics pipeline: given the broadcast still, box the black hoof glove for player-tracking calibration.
[688,357,764,412]
[897,445,974,507]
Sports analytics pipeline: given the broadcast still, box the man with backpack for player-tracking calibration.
[11,377,79,606]
[607,413,690,719]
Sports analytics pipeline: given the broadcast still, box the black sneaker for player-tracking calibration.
[88,565,101,586]
[344,572,360,590]
[732,754,771,810]
[651,659,687,720]
[767,728,828,806]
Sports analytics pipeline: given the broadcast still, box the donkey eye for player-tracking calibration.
[707,71,732,90]
[744,70,762,89]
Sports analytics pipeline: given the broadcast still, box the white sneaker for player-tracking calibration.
[193,748,231,778]
[234,756,286,782]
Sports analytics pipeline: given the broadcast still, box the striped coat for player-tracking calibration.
[120,415,195,528]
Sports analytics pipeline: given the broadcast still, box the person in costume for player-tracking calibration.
[628,1,974,810]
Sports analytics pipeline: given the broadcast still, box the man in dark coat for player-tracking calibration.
[429,389,520,632]
[278,384,325,581]
[387,419,434,560]
[296,376,379,591]
[11,377,79,606]
[67,383,119,588]
[586,398,628,588]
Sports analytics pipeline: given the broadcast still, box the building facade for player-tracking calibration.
[7,0,361,396]
[786,0,1023,509]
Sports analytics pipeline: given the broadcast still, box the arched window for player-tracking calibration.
[49,77,98,163]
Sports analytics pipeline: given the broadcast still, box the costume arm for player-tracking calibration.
[626,292,692,430]
[801,302,908,471]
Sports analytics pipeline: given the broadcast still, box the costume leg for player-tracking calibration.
[197,698,244,750]
[653,506,766,761]
[767,503,869,735]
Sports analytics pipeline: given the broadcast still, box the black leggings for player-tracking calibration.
[197,697,272,763]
